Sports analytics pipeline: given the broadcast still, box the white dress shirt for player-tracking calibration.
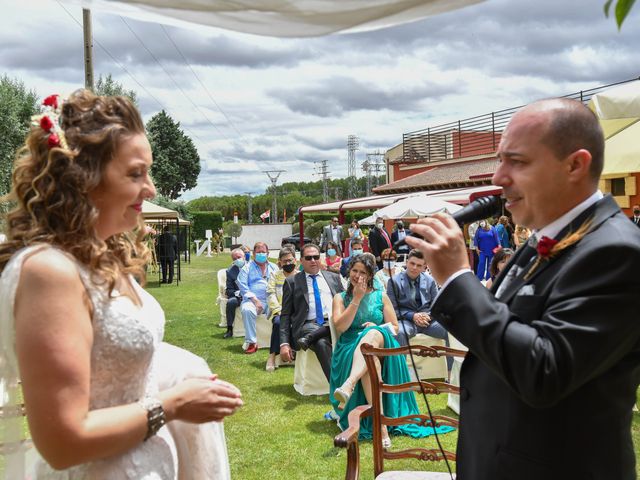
[305,272,334,321]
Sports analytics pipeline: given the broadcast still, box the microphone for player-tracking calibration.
[393,195,502,248]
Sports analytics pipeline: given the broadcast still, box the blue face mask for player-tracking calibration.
[327,248,336,257]
[233,258,245,269]
[255,252,268,263]
[245,252,251,261]
[352,249,363,257]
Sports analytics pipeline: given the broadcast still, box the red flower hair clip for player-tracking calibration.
[31,93,68,150]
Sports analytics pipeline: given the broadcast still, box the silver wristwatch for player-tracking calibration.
[139,396,166,441]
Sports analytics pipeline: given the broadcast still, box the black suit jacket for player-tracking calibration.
[156,232,178,259]
[391,228,411,253]
[225,264,241,299]
[279,270,344,348]
[431,195,640,480]
[368,227,391,259]
[629,215,640,228]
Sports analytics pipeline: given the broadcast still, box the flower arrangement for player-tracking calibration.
[31,94,68,150]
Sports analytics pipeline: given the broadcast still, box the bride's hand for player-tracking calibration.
[160,377,243,423]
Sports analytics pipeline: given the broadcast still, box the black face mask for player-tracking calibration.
[634,210,640,216]
[282,263,296,273]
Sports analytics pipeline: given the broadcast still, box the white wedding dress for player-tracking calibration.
[0,245,231,480]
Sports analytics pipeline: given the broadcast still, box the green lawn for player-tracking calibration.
[149,254,640,479]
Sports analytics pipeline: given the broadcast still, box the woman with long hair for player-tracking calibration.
[0,90,242,479]
[329,255,454,447]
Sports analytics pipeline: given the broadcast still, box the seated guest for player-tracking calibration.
[330,255,455,446]
[386,249,449,354]
[279,244,344,381]
[374,248,401,288]
[340,238,364,278]
[323,241,342,274]
[223,248,245,338]
[238,242,278,354]
[265,247,298,372]
[485,247,514,289]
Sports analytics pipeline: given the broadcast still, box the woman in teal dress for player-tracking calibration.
[330,254,455,447]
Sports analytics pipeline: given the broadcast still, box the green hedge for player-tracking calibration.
[191,211,223,240]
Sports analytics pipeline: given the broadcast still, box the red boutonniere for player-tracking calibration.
[43,94,59,109]
[536,236,558,258]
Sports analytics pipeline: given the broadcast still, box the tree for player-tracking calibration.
[604,0,636,28]
[0,76,39,196]
[94,74,138,105]
[146,111,201,199]
[225,223,243,244]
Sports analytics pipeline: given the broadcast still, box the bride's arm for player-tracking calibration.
[14,250,241,470]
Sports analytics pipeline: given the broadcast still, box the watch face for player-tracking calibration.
[141,396,162,411]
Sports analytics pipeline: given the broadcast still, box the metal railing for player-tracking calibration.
[402,77,639,164]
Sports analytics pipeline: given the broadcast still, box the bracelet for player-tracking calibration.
[351,302,360,307]
[139,396,167,441]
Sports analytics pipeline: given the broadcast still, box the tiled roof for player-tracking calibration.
[375,157,497,194]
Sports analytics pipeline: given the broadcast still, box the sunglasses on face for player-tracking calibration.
[304,255,321,261]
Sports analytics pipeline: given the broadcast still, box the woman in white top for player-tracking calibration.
[0,90,242,479]
[374,248,402,289]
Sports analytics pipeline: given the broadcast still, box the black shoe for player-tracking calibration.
[223,329,233,339]
[297,334,312,351]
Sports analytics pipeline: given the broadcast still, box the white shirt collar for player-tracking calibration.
[533,190,603,241]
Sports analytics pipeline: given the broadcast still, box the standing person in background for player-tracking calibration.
[391,220,410,262]
[368,217,392,270]
[320,217,343,256]
[265,247,297,372]
[513,224,532,248]
[629,205,640,227]
[238,242,278,354]
[223,248,245,339]
[347,220,362,255]
[323,241,342,274]
[467,221,479,273]
[474,219,499,281]
[157,225,177,284]
[495,216,512,248]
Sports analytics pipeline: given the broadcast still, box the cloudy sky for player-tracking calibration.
[1,0,638,201]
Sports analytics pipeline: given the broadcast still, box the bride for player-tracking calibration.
[0,90,242,479]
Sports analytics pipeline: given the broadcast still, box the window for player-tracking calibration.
[611,178,626,196]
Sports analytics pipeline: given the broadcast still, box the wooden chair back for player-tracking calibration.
[361,342,466,477]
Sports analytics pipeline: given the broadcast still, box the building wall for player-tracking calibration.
[600,172,640,214]
[235,223,293,251]
[451,130,502,158]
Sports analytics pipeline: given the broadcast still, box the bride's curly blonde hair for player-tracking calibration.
[0,89,150,292]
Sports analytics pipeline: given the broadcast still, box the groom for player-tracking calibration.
[407,98,640,480]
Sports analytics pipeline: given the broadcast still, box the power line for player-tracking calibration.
[119,17,230,142]
[160,24,244,139]
[56,2,204,144]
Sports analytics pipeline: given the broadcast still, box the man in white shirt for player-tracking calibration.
[406,98,640,480]
[320,218,343,256]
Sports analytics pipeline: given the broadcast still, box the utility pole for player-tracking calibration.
[264,170,285,224]
[364,150,385,194]
[244,192,253,223]
[314,160,330,203]
[347,135,359,198]
[82,9,94,91]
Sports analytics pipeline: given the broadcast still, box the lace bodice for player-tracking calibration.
[0,245,177,479]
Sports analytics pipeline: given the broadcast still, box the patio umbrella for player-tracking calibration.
[591,80,640,120]
[359,193,462,223]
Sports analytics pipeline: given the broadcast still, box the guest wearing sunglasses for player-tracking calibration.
[279,243,344,382]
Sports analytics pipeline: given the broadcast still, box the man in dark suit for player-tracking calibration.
[368,218,392,270]
[407,98,640,480]
[279,243,344,381]
[156,225,177,284]
[629,204,640,227]
[223,248,245,338]
[390,220,410,261]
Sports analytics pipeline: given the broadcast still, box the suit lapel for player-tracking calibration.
[297,271,309,305]
[497,195,619,304]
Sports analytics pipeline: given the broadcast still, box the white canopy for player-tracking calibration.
[591,80,640,120]
[359,193,462,224]
[63,0,483,37]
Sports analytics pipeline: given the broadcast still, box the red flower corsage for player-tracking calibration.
[43,94,59,109]
[536,236,558,258]
[40,115,54,132]
[47,133,61,148]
